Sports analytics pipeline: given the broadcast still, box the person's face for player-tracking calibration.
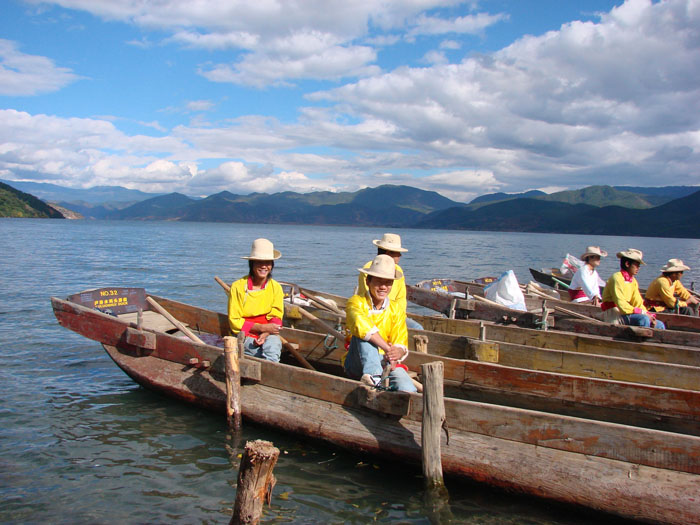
[385,250,402,264]
[670,271,683,282]
[252,260,273,281]
[587,255,601,268]
[626,260,640,276]
[368,276,393,303]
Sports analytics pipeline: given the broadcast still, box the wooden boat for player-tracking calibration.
[284,283,700,369]
[51,287,700,524]
[407,281,700,347]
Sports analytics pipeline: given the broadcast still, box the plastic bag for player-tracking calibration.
[484,270,527,311]
[559,253,583,278]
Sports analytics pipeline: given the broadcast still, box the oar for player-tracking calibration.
[214,276,316,371]
[146,296,205,344]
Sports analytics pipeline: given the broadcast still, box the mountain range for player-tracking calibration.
[2,179,699,238]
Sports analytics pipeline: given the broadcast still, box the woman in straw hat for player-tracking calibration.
[568,246,607,306]
[600,249,665,329]
[644,259,699,316]
[356,232,424,330]
[344,254,417,392]
[228,238,284,361]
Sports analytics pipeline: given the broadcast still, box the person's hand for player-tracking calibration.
[591,297,601,307]
[257,332,269,344]
[259,323,280,334]
[649,314,657,328]
[385,344,406,364]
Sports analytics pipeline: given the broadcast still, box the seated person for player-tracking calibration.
[601,249,665,329]
[228,238,284,361]
[568,246,607,306]
[345,254,417,392]
[357,233,423,330]
[645,259,699,316]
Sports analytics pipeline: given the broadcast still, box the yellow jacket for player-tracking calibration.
[346,293,408,350]
[357,261,406,312]
[645,276,691,311]
[601,271,646,315]
[228,277,284,335]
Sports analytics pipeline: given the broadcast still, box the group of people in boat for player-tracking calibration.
[226,236,698,393]
[227,234,417,392]
[567,245,699,330]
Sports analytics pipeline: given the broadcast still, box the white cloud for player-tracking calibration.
[0,39,80,95]
[409,12,507,37]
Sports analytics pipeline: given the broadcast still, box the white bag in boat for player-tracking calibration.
[484,270,527,311]
[559,253,584,278]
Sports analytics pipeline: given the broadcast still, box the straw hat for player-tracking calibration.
[241,238,281,260]
[661,258,690,273]
[372,233,407,253]
[616,248,645,265]
[359,254,403,280]
[581,246,608,259]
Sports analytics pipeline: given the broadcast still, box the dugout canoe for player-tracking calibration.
[407,281,700,347]
[51,287,700,524]
[282,282,700,370]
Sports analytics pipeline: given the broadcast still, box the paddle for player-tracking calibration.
[214,276,316,370]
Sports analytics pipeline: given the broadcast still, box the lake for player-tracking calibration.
[2,218,698,524]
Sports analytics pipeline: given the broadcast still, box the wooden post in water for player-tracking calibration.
[230,440,280,525]
[224,335,242,430]
[421,361,446,490]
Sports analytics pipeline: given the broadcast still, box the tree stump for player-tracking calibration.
[230,440,280,525]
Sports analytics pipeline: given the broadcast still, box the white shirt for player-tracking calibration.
[569,265,603,302]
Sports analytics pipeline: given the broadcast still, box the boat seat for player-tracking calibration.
[118,310,186,333]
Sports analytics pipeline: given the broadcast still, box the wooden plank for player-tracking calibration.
[120,310,183,332]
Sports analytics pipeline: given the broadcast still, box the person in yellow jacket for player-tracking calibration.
[345,255,417,392]
[645,259,699,316]
[228,238,284,361]
[357,233,423,330]
[600,248,665,329]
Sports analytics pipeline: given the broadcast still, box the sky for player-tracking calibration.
[1,0,699,202]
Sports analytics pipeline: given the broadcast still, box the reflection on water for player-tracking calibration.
[1,219,682,523]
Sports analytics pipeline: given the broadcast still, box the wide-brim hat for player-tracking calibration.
[581,246,608,259]
[661,258,690,272]
[241,238,281,260]
[616,248,645,265]
[372,233,407,253]
[359,254,403,280]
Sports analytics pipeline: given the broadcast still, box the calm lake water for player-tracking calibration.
[2,218,699,524]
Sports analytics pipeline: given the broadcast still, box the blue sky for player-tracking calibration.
[1,0,698,202]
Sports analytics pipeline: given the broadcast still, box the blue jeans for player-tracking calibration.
[344,337,417,393]
[621,314,666,330]
[242,334,282,362]
[406,317,424,330]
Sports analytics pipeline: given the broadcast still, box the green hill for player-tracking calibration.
[0,182,64,218]
[536,185,657,208]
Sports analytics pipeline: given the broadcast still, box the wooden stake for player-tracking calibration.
[146,296,205,345]
[421,361,446,490]
[224,336,242,430]
[230,440,280,525]
[413,334,429,353]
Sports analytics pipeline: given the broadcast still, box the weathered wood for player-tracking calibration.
[50,291,700,524]
[100,345,700,525]
[230,439,279,525]
[125,326,156,350]
[414,334,429,353]
[421,361,446,489]
[224,336,242,430]
[146,296,205,344]
[280,336,315,370]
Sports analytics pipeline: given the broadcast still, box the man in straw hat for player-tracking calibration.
[644,259,699,316]
[568,246,607,306]
[345,254,417,392]
[357,233,423,330]
[228,238,284,361]
[600,249,665,329]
